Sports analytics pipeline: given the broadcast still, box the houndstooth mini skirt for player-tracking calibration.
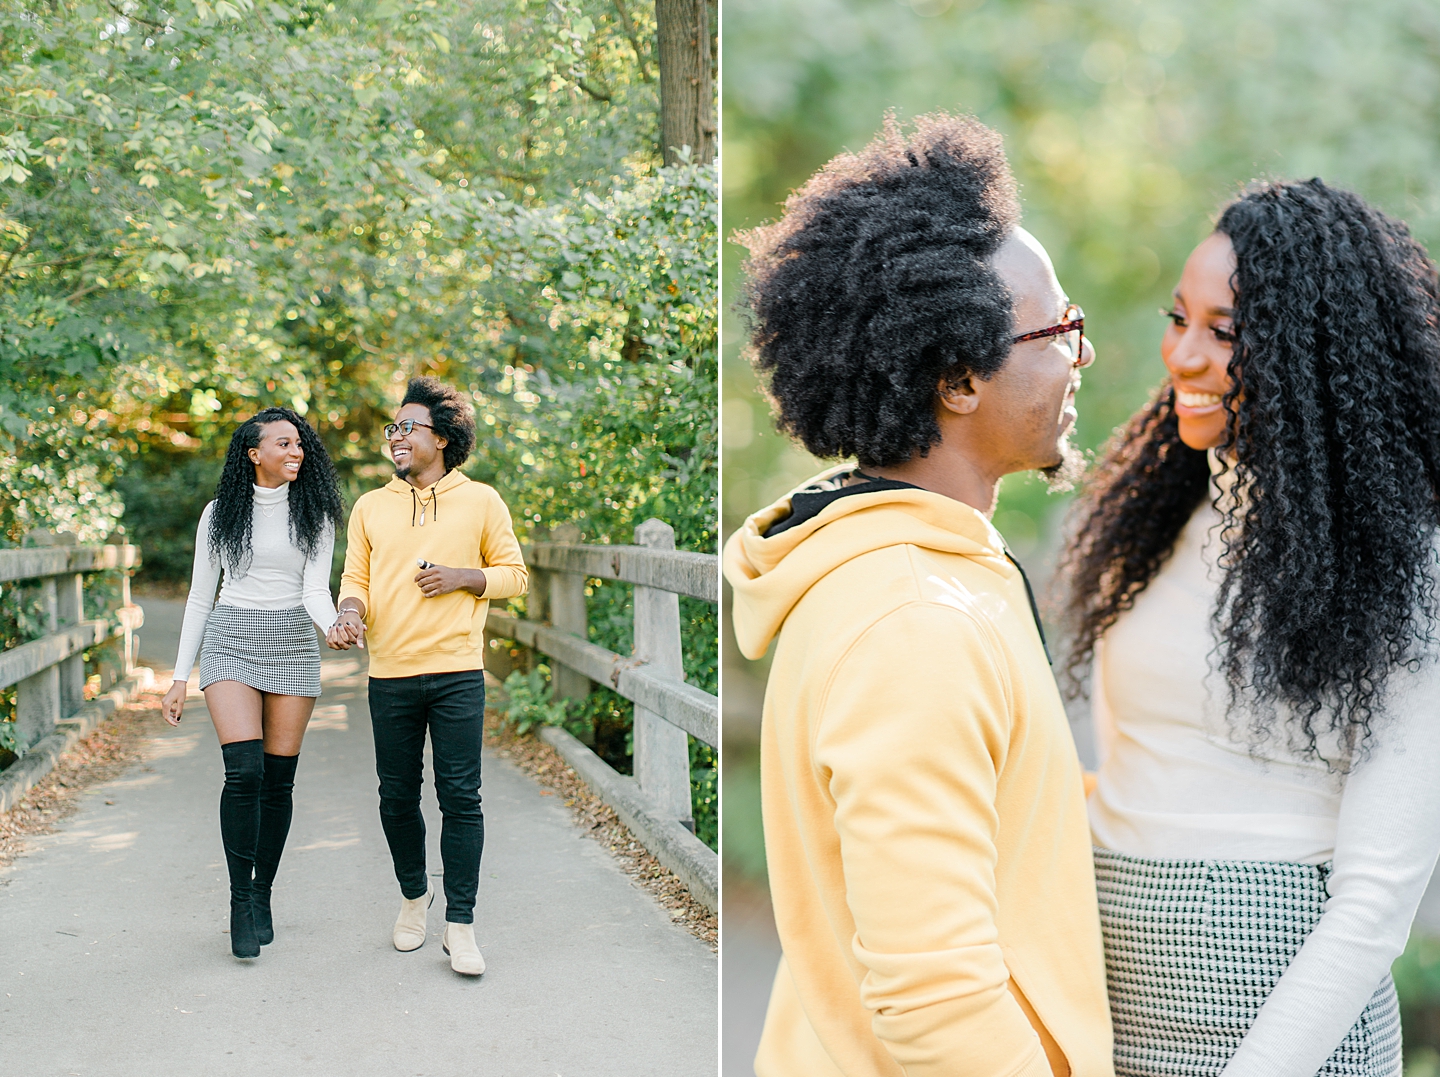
[199,605,322,697]
[1094,847,1401,1077]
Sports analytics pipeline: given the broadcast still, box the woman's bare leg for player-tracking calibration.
[260,693,316,755]
[203,680,264,744]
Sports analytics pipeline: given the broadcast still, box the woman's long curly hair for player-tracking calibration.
[208,407,345,577]
[1059,178,1440,763]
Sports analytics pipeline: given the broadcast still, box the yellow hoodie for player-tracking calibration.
[339,469,527,678]
[724,467,1112,1077]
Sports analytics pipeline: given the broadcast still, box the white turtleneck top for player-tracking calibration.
[172,483,339,682]
[1089,454,1440,1076]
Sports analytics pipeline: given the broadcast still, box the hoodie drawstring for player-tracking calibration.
[1005,550,1052,666]
[410,485,438,527]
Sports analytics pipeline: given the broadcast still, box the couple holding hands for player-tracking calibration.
[160,376,527,973]
[725,113,1440,1075]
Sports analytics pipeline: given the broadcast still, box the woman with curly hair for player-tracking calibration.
[1060,179,1440,1075]
[160,407,345,960]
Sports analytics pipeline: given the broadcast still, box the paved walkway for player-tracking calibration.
[0,599,716,1076]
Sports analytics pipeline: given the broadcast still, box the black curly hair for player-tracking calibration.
[399,376,475,472]
[1059,178,1440,764]
[209,407,345,576]
[736,111,1020,468]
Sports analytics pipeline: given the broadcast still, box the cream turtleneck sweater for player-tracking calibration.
[1089,453,1440,1075]
[172,483,339,682]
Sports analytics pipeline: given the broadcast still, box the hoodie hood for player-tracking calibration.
[383,467,472,526]
[723,464,1012,660]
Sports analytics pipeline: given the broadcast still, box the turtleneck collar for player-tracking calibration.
[253,482,290,504]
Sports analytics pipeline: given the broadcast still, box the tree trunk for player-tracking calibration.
[655,0,716,166]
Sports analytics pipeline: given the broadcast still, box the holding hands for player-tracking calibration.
[323,561,486,654]
[327,607,366,650]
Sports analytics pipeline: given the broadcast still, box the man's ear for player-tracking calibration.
[936,375,981,416]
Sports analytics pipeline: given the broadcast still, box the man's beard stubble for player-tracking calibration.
[1038,435,1086,493]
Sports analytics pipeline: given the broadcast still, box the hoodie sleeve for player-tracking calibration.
[476,486,527,600]
[337,499,372,613]
[812,602,1051,1077]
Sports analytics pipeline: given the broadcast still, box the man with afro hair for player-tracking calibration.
[334,375,527,977]
[724,113,1112,1075]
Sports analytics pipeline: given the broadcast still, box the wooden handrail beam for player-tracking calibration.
[0,621,117,691]
[526,542,718,602]
[0,544,139,585]
[616,664,719,750]
[486,611,717,747]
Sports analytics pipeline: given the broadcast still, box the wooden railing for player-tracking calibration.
[0,535,143,753]
[485,518,719,911]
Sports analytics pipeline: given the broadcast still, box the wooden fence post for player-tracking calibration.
[53,533,86,717]
[15,531,61,750]
[120,551,136,674]
[631,519,694,830]
[547,524,592,742]
[526,532,550,675]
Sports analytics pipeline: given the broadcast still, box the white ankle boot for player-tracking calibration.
[442,922,485,976]
[392,884,433,952]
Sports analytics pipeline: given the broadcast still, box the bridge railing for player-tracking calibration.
[0,534,144,756]
[485,518,719,912]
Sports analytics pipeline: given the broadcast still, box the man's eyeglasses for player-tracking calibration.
[384,419,435,439]
[1012,304,1090,368]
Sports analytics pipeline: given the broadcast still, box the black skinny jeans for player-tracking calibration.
[369,670,486,924]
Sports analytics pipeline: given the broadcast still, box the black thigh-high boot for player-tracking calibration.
[219,739,264,958]
[251,752,299,946]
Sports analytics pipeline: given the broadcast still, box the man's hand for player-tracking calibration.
[415,562,486,598]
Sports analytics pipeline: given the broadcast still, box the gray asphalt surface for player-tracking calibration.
[0,598,717,1077]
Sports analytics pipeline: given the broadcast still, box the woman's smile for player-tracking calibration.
[1174,389,1224,414]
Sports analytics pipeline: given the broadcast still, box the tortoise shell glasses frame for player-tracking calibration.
[1011,303,1091,368]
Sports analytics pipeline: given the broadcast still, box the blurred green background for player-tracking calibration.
[719,0,1440,1066]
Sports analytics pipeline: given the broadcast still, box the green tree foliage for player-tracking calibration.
[0,0,717,833]
[0,0,663,528]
